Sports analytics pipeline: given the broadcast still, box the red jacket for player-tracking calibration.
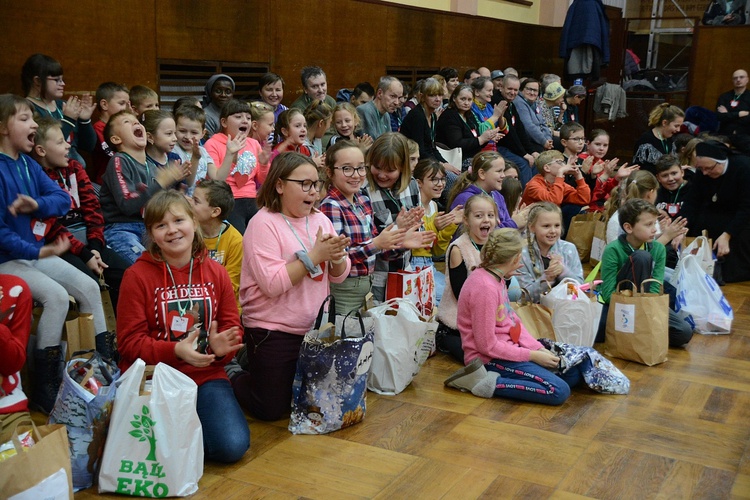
[117,251,241,386]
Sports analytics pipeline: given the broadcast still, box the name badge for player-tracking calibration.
[32,220,48,240]
[511,116,516,126]
[171,315,189,334]
[667,203,679,216]
[309,264,324,280]
[730,100,739,108]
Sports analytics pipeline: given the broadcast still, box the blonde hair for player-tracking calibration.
[141,109,174,136]
[525,202,562,278]
[604,170,658,220]
[144,190,204,260]
[333,102,361,134]
[447,151,504,209]
[479,228,523,269]
[406,138,419,156]
[249,101,274,121]
[365,132,412,194]
[648,103,685,128]
[680,137,702,166]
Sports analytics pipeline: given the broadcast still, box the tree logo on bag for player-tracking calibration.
[129,405,158,461]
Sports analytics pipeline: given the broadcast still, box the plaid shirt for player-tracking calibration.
[320,187,379,277]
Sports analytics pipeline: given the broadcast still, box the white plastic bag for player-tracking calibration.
[681,236,715,275]
[540,278,602,347]
[670,254,733,334]
[364,299,436,395]
[98,360,203,497]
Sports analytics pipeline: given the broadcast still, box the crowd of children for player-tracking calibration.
[2,53,748,464]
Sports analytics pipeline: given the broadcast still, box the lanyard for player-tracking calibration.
[165,258,194,317]
[123,151,150,178]
[282,214,313,251]
[383,188,403,210]
[1,153,33,195]
[670,182,684,203]
[213,222,227,253]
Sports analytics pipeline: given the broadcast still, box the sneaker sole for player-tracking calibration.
[444,358,485,388]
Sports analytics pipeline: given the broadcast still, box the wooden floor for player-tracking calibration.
[74,281,750,500]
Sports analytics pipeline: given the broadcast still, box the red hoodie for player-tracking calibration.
[117,251,241,386]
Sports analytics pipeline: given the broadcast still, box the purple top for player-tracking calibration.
[450,184,518,229]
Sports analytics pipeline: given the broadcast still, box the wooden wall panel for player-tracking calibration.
[385,6,444,68]
[688,25,750,109]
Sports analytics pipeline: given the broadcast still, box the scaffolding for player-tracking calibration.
[646,0,695,69]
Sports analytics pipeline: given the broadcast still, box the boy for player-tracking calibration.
[560,122,600,193]
[522,149,590,233]
[129,85,159,115]
[99,110,185,264]
[32,117,126,357]
[654,153,691,220]
[173,105,225,195]
[90,82,130,184]
[597,198,693,347]
[191,179,243,308]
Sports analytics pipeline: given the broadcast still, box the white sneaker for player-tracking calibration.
[444,358,487,392]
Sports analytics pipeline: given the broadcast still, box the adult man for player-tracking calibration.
[357,76,403,140]
[496,75,538,186]
[716,69,750,154]
[336,82,375,106]
[463,68,480,85]
[290,66,337,110]
[490,69,505,105]
[477,67,491,79]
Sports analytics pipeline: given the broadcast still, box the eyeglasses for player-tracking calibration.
[283,178,324,192]
[334,166,367,177]
[697,161,721,173]
[567,137,586,142]
[546,159,566,166]
[524,88,539,94]
[429,176,447,185]
[47,76,64,84]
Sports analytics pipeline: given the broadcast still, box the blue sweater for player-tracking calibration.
[0,153,71,264]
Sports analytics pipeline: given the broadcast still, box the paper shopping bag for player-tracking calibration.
[98,360,203,497]
[566,212,604,263]
[0,422,74,499]
[605,279,669,366]
[289,300,374,435]
[510,289,555,341]
[386,267,436,317]
[64,312,96,361]
[590,215,608,264]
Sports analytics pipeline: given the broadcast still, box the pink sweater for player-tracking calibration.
[240,208,351,334]
[204,133,269,199]
[457,268,543,364]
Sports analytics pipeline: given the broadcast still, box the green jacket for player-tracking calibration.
[600,236,665,304]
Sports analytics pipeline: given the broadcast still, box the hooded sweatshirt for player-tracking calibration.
[117,251,241,386]
[450,184,517,229]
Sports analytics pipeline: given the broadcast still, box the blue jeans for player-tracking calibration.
[485,359,583,405]
[497,147,537,187]
[197,379,250,463]
[411,256,445,306]
[104,222,146,265]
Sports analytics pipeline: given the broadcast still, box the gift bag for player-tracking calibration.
[365,299,436,395]
[680,235,715,276]
[540,278,602,347]
[64,312,96,361]
[510,289,555,340]
[49,351,120,491]
[99,359,203,497]
[589,215,608,264]
[386,266,436,317]
[289,298,375,435]
[0,422,73,499]
[670,254,733,334]
[605,279,669,366]
[566,212,604,263]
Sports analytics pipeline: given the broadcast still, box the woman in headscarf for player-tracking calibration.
[203,74,235,138]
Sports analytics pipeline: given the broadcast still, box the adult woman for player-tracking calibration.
[633,103,685,174]
[258,72,287,123]
[540,82,566,138]
[514,78,552,153]
[203,74,235,137]
[681,140,750,283]
[233,152,351,421]
[470,77,506,153]
[400,78,452,168]
[436,84,502,171]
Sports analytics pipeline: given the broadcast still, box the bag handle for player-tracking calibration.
[10,418,42,454]
[639,278,664,295]
[516,288,534,306]
[139,365,156,395]
[69,349,117,385]
[313,295,336,330]
[615,280,637,293]
[340,309,367,340]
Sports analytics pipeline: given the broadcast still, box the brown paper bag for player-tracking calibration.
[64,312,96,360]
[0,422,74,499]
[605,279,669,366]
[590,215,608,265]
[511,290,556,341]
[566,212,605,263]
[100,275,116,333]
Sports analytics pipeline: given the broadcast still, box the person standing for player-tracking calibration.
[716,69,750,154]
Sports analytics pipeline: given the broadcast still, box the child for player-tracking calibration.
[500,176,522,216]
[99,110,185,264]
[172,96,202,113]
[303,99,333,159]
[90,82,130,184]
[597,199,693,347]
[522,149,590,233]
[406,138,420,171]
[249,101,276,153]
[560,122,599,193]
[33,117,129,320]
[436,194,496,363]
[412,159,462,304]
[328,102,372,150]
[0,94,108,413]
[173,105,230,195]
[654,153,691,220]
[142,110,182,170]
[633,103,685,174]
[205,99,270,234]
[271,108,313,160]
[448,151,525,229]
[320,140,431,314]
[363,132,432,301]
[517,202,583,302]
[445,228,587,405]
[117,190,248,463]
[22,53,96,168]
[129,85,159,115]
[192,179,243,308]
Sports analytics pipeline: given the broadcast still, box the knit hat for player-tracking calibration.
[543,82,565,101]
[203,74,235,104]
[490,70,504,81]
[694,140,729,161]
[535,149,565,170]
[567,85,587,98]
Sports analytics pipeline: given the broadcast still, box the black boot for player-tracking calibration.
[32,346,64,414]
[95,331,119,363]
